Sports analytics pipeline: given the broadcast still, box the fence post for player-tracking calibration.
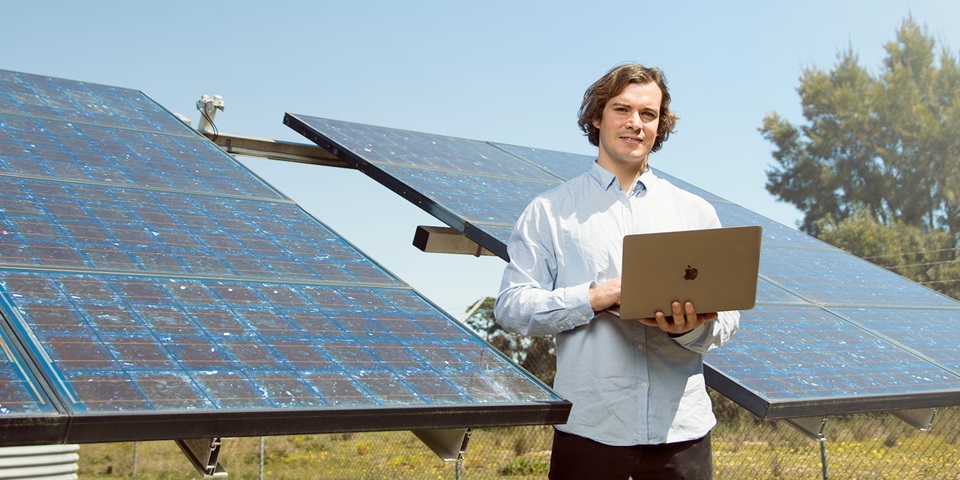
[818,435,829,480]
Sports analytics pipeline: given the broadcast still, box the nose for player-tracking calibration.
[625,111,642,129]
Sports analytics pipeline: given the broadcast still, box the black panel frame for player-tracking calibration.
[55,402,569,445]
[0,402,570,447]
[706,365,960,420]
[0,415,68,446]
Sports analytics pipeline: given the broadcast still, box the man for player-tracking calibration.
[494,64,740,480]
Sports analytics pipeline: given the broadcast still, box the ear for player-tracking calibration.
[592,117,601,129]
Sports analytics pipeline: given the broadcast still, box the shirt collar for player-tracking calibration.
[588,161,618,191]
[589,161,653,196]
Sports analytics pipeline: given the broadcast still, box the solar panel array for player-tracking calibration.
[285,114,960,420]
[0,71,568,446]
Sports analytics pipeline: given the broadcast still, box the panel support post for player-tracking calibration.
[175,438,228,478]
[784,417,828,480]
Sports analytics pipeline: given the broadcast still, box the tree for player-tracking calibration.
[463,297,556,386]
[761,16,959,299]
[762,17,960,239]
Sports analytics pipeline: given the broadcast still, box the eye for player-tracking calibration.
[641,111,658,121]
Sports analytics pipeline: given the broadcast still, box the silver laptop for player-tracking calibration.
[614,225,762,320]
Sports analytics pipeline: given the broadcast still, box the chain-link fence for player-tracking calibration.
[77,403,960,479]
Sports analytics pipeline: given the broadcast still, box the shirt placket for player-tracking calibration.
[625,183,653,443]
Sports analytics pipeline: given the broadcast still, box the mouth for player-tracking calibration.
[619,135,645,145]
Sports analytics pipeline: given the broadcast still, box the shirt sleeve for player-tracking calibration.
[494,197,595,337]
[671,309,740,354]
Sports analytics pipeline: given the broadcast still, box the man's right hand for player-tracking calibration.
[589,275,622,312]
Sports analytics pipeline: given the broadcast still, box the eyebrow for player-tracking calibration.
[610,101,658,112]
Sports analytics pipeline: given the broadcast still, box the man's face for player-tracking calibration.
[592,82,662,171]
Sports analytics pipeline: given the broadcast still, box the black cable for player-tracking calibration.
[198,101,219,141]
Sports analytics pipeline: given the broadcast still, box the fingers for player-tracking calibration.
[637,317,658,327]
[638,301,718,334]
[681,301,718,323]
[645,306,681,333]
[589,276,622,312]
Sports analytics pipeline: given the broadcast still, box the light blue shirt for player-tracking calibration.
[495,161,739,446]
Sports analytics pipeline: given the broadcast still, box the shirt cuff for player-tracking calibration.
[561,281,595,330]
[669,323,707,342]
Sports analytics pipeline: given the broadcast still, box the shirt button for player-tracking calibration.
[640,382,648,388]
[636,344,644,350]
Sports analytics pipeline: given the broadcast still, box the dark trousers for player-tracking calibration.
[548,428,713,480]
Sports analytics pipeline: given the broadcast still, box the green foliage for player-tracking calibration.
[761,16,960,241]
[464,297,557,385]
[761,16,960,299]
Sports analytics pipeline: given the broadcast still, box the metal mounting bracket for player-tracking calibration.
[413,226,494,257]
[175,438,228,478]
[202,131,350,168]
[784,416,827,441]
[411,428,472,462]
[892,408,937,431]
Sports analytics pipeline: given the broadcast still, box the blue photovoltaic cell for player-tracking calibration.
[490,143,594,181]
[712,203,834,250]
[0,271,553,412]
[0,70,193,135]
[283,116,562,231]
[287,114,960,419]
[0,115,283,200]
[705,306,960,399]
[0,70,567,441]
[753,279,811,306]
[292,116,559,181]
[759,247,959,308]
[829,307,960,374]
[0,175,401,285]
[378,166,552,227]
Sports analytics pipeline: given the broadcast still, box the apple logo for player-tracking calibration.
[683,265,699,281]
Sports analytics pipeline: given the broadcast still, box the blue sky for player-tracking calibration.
[4,1,959,316]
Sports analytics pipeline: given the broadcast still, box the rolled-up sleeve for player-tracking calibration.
[672,310,740,354]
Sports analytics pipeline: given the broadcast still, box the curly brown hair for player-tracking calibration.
[577,64,678,153]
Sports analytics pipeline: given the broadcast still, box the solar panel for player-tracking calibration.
[285,113,960,420]
[0,70,569,446]
[0,115,281,200]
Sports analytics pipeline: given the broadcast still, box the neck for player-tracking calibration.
[598,157,647,192]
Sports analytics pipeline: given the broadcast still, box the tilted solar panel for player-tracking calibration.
[0,70,569,446]
[285,113,960,420]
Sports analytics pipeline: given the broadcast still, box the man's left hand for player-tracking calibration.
[638,301,718,336]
